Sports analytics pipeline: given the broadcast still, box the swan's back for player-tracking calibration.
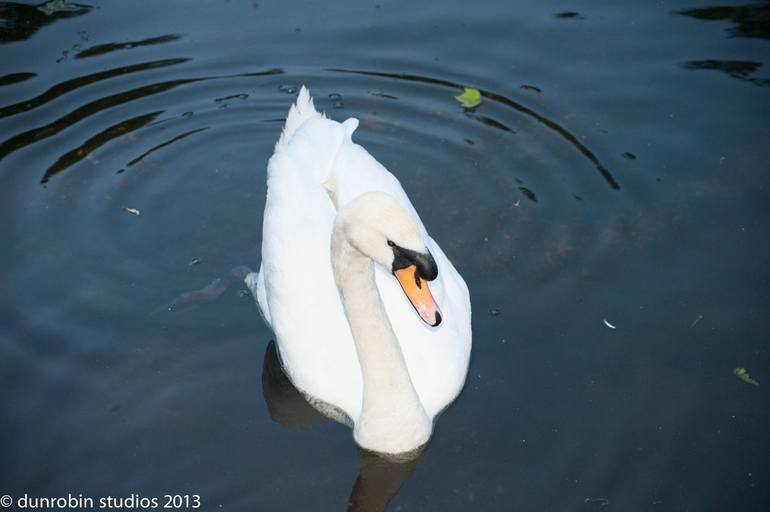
[256,87,471,422]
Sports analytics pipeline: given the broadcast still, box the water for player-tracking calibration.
[1,1,769,510]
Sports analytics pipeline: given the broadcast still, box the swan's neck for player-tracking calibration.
[331,233,431,454]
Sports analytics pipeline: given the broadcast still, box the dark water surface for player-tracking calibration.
[2,1,769,510]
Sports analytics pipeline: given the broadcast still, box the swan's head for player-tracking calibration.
[335,191,442,327]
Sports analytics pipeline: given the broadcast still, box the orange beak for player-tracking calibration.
[393,265,442,326]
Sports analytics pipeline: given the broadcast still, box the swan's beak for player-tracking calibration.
[394,265,442,327]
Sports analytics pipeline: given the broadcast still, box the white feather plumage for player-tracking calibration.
[248,87,471,454]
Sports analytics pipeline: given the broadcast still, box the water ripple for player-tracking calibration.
[0,58,190,119]
[42,111,164,183]
[0,67,283,168]
[76,34,182,59]
[125,127,209,168]
[327,68,620,190]
[0,72,37,86]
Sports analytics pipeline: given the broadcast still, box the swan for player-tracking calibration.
[246,86,472,455]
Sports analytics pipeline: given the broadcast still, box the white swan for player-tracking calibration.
[246,87,472,455]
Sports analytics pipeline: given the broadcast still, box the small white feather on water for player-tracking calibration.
[603,318,616,329]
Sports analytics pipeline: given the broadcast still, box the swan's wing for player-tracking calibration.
[260,96,363,421]
[333,124,473,417]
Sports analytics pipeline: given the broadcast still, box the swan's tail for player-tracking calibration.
[276,86,321,148]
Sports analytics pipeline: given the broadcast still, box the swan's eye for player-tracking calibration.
[387,240,395,247]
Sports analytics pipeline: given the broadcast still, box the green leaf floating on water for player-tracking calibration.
[455,87,482,108]
[733,367,759,386]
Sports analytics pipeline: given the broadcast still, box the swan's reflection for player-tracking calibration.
[261,340,424,512]
[346,449,422,512]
